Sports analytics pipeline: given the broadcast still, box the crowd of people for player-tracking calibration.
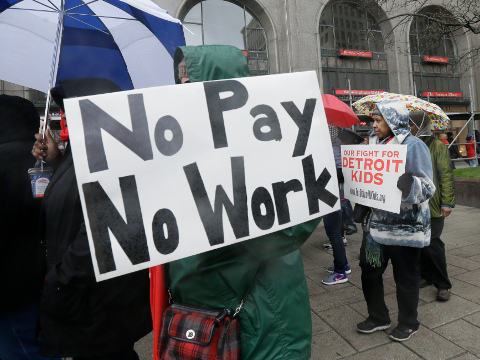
[434,129,479,168]
[0,44,474,359]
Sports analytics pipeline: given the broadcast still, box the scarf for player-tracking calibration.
[365,233,383,268]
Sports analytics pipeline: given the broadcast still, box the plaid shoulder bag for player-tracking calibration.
[157,266,264,360]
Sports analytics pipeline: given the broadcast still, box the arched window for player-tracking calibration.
[409,7,463,103]
[319,1,389,100]
[183,0,268,75]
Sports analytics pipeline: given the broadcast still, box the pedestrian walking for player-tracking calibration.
[321,209,351,284]
[446,132,460,169]
[322,124,351,284]
[410,111,455,302]
[356,101,435,342]
[438,133,449,145]
[465,134,477,167]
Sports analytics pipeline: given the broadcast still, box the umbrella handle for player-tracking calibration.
[42,89,53,138]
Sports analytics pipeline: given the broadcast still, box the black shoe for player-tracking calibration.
[419,278,433,288]
[389,326,418,342]
[436,289,451,301]
[345,227,358,235]
[356,319,391,333]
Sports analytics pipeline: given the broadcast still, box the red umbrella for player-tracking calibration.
[321,94,360,127]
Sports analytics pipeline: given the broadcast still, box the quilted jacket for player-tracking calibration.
[368,101,435,248]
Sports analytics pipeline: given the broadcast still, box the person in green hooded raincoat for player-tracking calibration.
[167,45,321,360]
[409,111,455,302]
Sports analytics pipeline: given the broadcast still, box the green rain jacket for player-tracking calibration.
[422,136,455,217]
[169,45,320,360]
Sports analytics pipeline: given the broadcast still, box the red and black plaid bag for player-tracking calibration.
[158,265,265,360]
[157,303,241,360]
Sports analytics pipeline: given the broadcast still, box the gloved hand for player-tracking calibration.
[353,204,370,223]
[397,172,414,193]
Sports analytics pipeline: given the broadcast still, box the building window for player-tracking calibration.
[319,1,389,100]
[183,0,268,75]
[409,6,463,103]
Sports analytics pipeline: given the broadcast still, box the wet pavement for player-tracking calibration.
[133,204,480,360]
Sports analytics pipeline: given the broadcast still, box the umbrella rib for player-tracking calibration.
[11,0,60,12]
[66,0,99,12]
[66,12,136,20]
[65,0,135,21]
[8,7,58,12]
[44,0,60,10]
[64,13,110,34]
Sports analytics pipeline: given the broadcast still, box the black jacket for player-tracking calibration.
[38,146,152,357]
[447,136,461,159]
[0,95,44,312]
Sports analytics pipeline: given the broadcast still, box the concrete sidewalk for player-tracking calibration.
[305,204,480,360]
[135,204,480,359]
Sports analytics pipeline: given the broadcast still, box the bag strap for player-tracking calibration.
[165,262,265,317]
[233,263,265,317]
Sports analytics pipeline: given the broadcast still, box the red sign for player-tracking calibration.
[339,50,372,58]
[422,91,462,98]
[335,89,386,96]
[423,56,449,63]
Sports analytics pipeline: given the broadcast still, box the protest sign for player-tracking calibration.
[65,71,340,281]
[342,144,407,213]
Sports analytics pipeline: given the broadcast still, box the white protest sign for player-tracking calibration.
[64,71,340,281]
[342,144,407,213]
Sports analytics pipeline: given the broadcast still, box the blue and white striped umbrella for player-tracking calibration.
[0,0,185,93]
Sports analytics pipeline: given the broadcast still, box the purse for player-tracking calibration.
[157,265,263,360]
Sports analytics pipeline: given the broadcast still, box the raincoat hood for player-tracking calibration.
[173,45,251,84]
[409,111,432,137]
[0,95,39,145]
[372,100,411,144]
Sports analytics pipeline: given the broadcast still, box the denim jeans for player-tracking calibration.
[341,198,357,232]
[323,209,348,273]
[0,302,60,360]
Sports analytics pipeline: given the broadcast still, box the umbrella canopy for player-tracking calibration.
[0,0,185,93]
[352,92,449,130]
[337,128,364,145]
[321,94,360,127]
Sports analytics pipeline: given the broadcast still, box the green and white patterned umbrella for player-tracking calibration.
[353,92,449,130]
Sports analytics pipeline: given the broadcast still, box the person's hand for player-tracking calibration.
[440,206,452,217]
[32,128,59,161]
[397,172,414,193]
